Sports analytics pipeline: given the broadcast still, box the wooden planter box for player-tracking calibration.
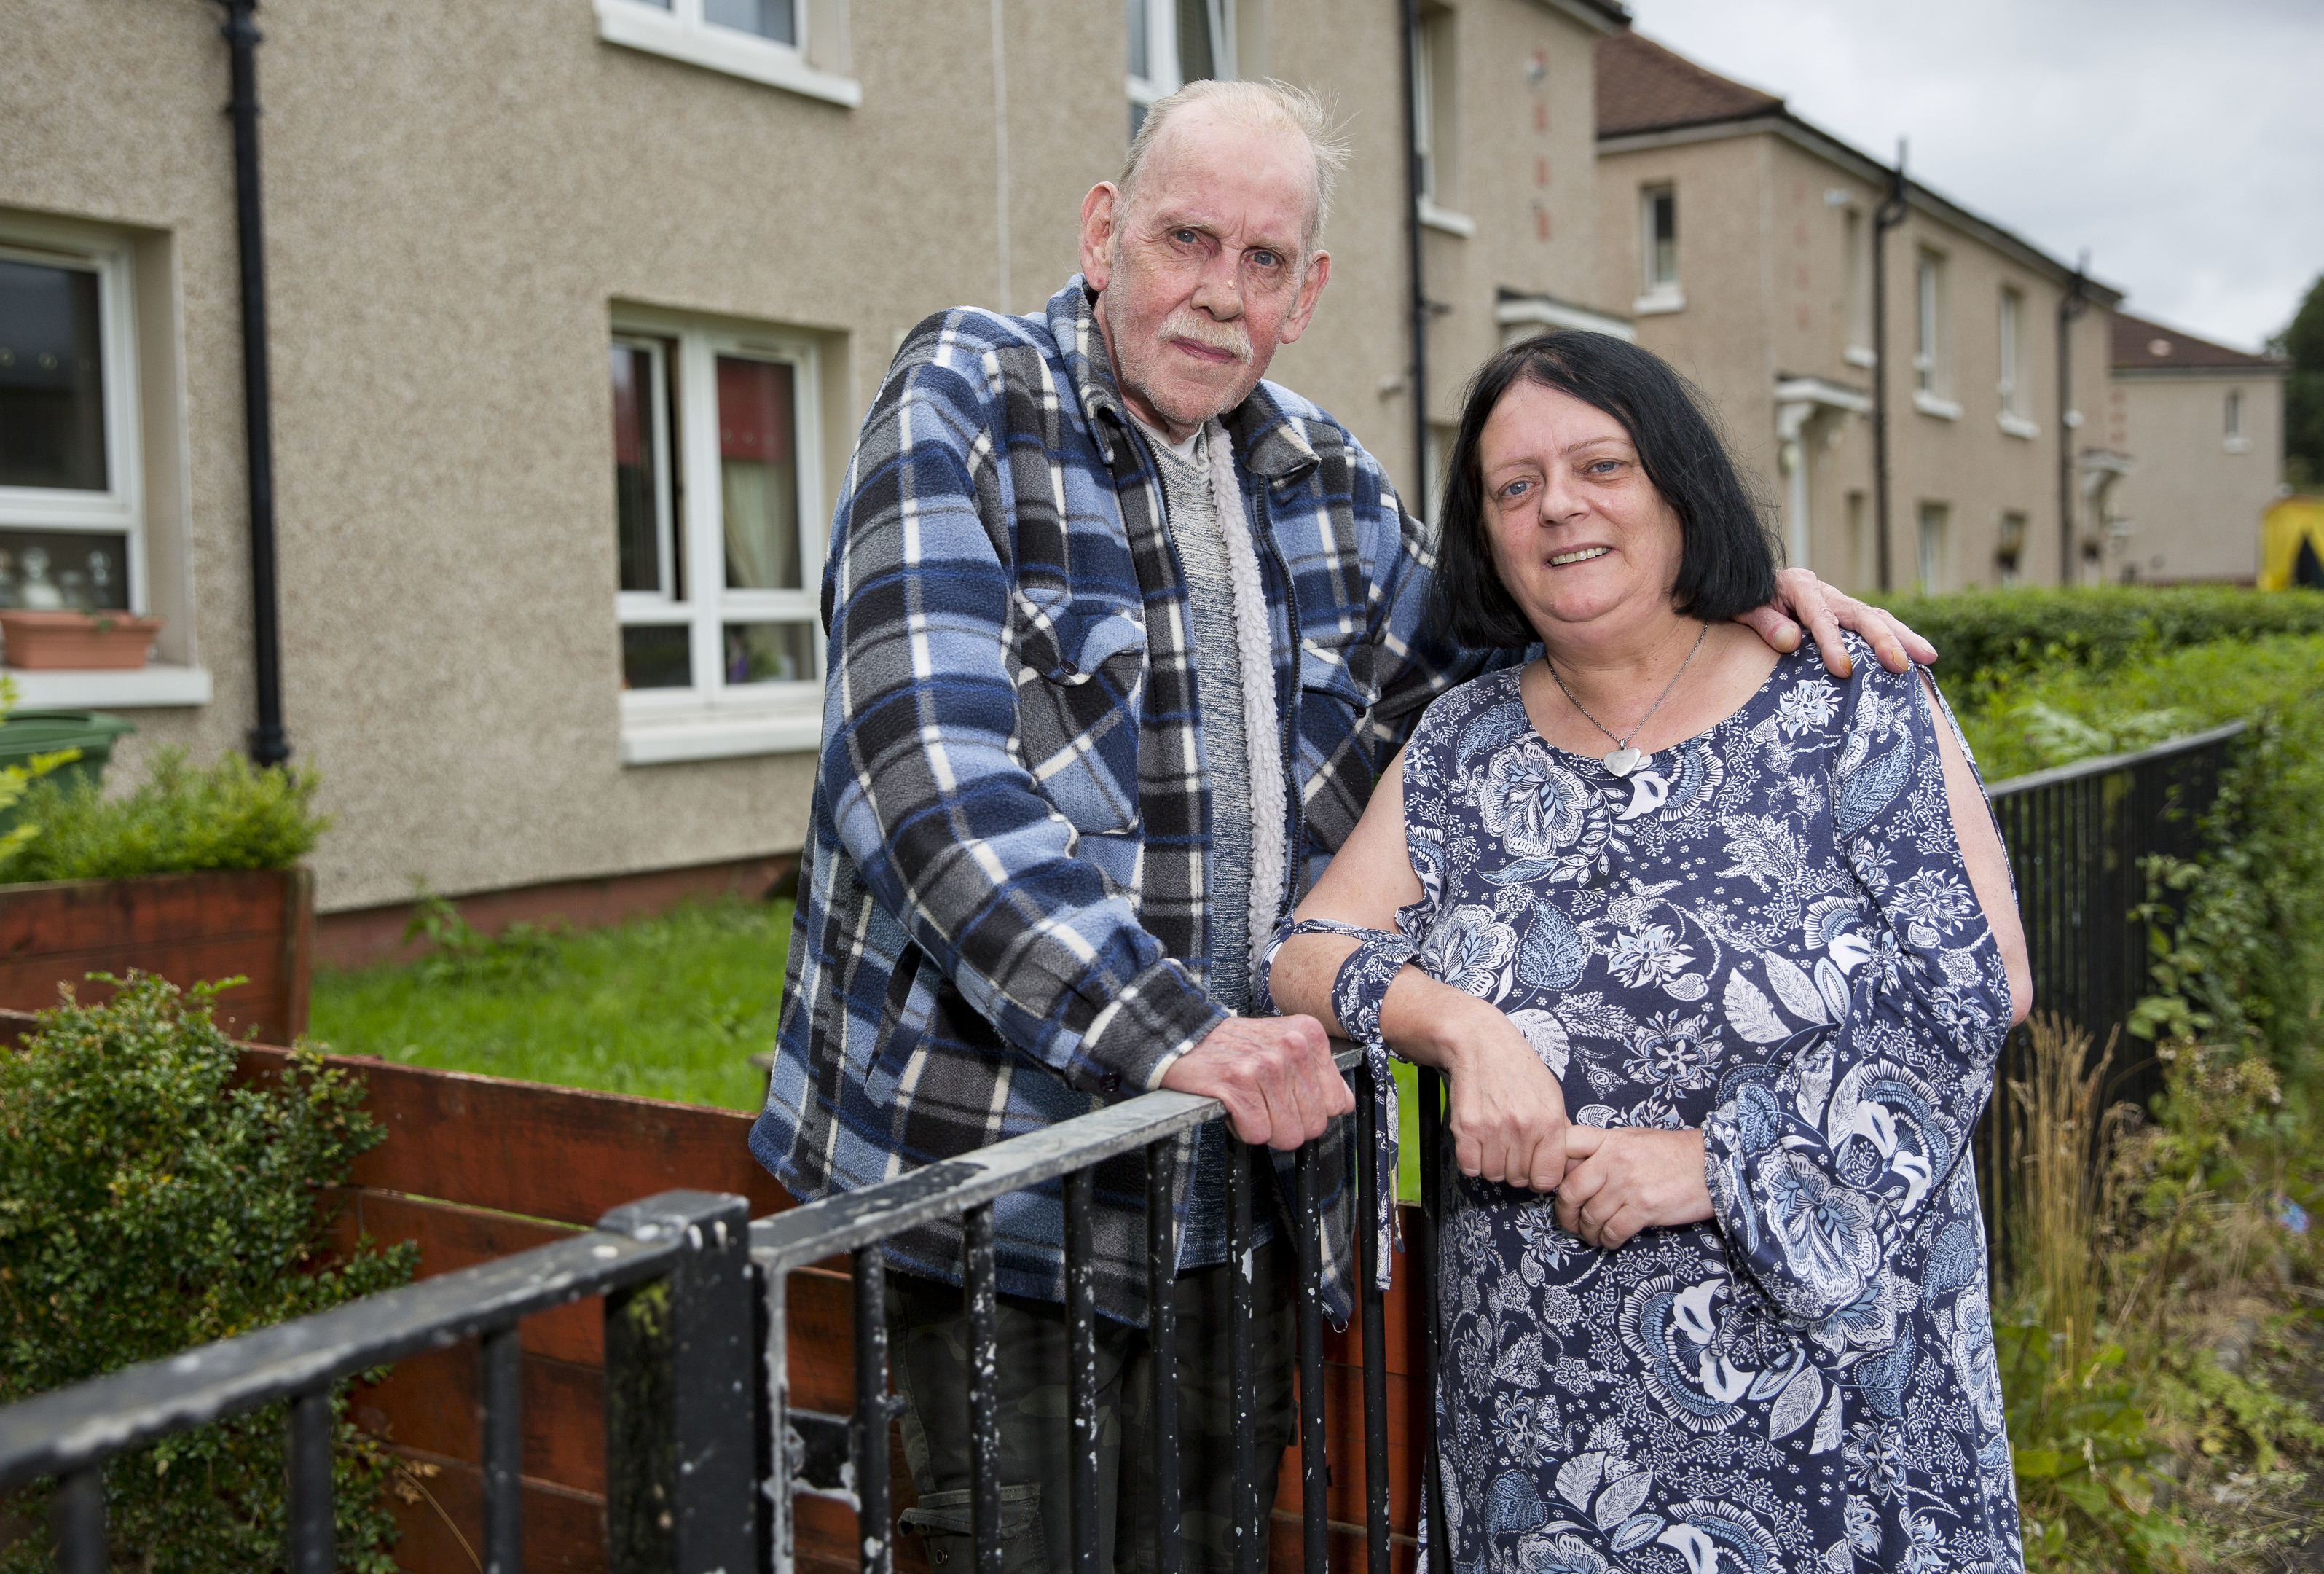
[0,866,313,1044]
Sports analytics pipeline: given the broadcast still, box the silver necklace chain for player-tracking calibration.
[1543,621,1710,775]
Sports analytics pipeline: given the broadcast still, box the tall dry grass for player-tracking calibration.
[2008,1012,2122,1365]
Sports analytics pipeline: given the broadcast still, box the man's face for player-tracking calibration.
[1080,108,1332,442]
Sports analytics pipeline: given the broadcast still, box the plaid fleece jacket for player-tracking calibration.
[750,279,1482,1325]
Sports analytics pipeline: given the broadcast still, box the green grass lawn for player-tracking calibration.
[310,891,1433,1198]
[307,897,792,1113]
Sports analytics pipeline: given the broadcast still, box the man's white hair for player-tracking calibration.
[1118,79,1351,254]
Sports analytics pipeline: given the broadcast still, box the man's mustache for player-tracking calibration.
[1158,309,1251,364]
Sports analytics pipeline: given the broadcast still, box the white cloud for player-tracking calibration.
[1623,0,2324,351]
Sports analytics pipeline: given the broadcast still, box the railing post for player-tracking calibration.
[51,1466,105,1574]
[602,1190,757,1574]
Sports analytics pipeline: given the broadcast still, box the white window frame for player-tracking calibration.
[2225,388,2251,453]
[611,310,828,764]
[1996,285,2038,438]
[1636,184,1683,315]
[594,0,860,107]
[1911,248,1960,419]
[1128,0,1236,128]
[1842,208,1873,366]
[1410,9,1472,235]
[0,223,145,613]
[1916,501,1950,593]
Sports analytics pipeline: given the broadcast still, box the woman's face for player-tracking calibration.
[1475,378,1685,640]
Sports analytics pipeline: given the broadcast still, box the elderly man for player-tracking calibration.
[753,78,1923,1574]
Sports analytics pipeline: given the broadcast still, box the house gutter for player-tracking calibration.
[1869,141,1907,592]
[1400,0,1432,527]
[2057,255,2092,586]
[216,0,291,766]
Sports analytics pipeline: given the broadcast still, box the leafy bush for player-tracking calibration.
[0,676,81,865]
[1886,585,2324,696]
[0,974,415,1573]
[0,746,329,885]
[1951,627,2324,1567]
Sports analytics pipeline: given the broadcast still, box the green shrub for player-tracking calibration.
[0,747,329,885]
[0,974,415,1573]
[1885,585,2324,696]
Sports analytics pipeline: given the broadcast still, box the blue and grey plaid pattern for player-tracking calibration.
[750,278,1483,1325]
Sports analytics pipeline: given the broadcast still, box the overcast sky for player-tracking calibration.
[1622,0,2323,353]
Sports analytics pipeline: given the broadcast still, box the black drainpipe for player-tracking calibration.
[1869,141,1908,593]
[2056,254,2091,587]
[1399,0,1432,525]
[216,0,291,766]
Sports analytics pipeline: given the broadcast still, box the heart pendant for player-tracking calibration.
[1603,745,1643,778]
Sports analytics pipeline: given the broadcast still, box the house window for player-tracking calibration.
[1412,7,1464,228]
[2224,389,2250,453]
[1128,0,1233,137]
[1913,251,1942,393]
[0,232,141,617]
[1916,501,1950,593]
[1996,286,2037,436]
[1998,287,2022,413]
[1644,187,1676,287]
[1995,510,2027,585]
[592,0,859,106]
[1912,249,1959,418]
[611,313,825,762]
[1842,208,1872,363]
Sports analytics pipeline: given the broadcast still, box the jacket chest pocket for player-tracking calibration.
[1293,631,1379,855]
[1012,591,1147,836]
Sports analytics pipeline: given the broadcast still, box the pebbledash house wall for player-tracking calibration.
[1593,47,2121,595]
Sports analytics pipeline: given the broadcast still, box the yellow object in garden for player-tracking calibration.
[2260,495,2324,590]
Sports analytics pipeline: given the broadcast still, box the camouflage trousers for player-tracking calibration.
[886,1238,1296,1574]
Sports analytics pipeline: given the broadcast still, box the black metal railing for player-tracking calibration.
[0,1052,1418,1574]
[0,1189,761,1574]
[1977,719,2246,1252]
[750,1045,1411,1574]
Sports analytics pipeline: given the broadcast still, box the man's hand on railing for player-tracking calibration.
[1159,1014,1354,1149]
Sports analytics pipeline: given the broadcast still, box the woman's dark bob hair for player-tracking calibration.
[1429,331,1778,650]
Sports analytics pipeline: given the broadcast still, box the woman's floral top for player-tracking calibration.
[1397,635,2022,1574]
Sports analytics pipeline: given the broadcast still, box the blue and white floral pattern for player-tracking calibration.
[1399,636,2022,1574]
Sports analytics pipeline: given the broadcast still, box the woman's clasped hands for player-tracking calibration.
[1440,1000,1715,1251]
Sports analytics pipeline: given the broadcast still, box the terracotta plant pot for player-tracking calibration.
[0,608,165,670]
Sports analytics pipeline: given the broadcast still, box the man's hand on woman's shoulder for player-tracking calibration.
[1736,567,1939,680]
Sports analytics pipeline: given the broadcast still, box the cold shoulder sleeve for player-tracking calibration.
[1699,651,2015,1328]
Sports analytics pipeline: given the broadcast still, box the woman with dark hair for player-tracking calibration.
[1263,333,2033,1573]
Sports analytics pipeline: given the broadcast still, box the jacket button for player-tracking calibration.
[1099,1070,1122,1095]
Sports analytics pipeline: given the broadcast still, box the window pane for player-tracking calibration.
[1127,0,1150,79]
[611,342,670,595]
[622,624,692,689]
[724,621,816,685]
[718,356,803,591]
[1647,192,1676,286]
[704,0,795,44]
[1176,0,1214,82]
[0,529,130,611]
[0,259,106,492]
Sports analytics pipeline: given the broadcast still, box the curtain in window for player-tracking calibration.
[717,356,801,591]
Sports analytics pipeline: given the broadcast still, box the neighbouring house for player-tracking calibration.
[2,0,1624,944]
[2103,310,2287,584]
[1592,28,2126,595]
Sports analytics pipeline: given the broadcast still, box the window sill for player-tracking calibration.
[620,702,821,765]
[1633,287,1685,316]
[1912,391,1963,420]
[594,0,861,107]
[2225,437,2253,454]
[1,662,211,709]
[1998,412,2041,440]
[1843,344,1875,369]
[1418,199,1476,238]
